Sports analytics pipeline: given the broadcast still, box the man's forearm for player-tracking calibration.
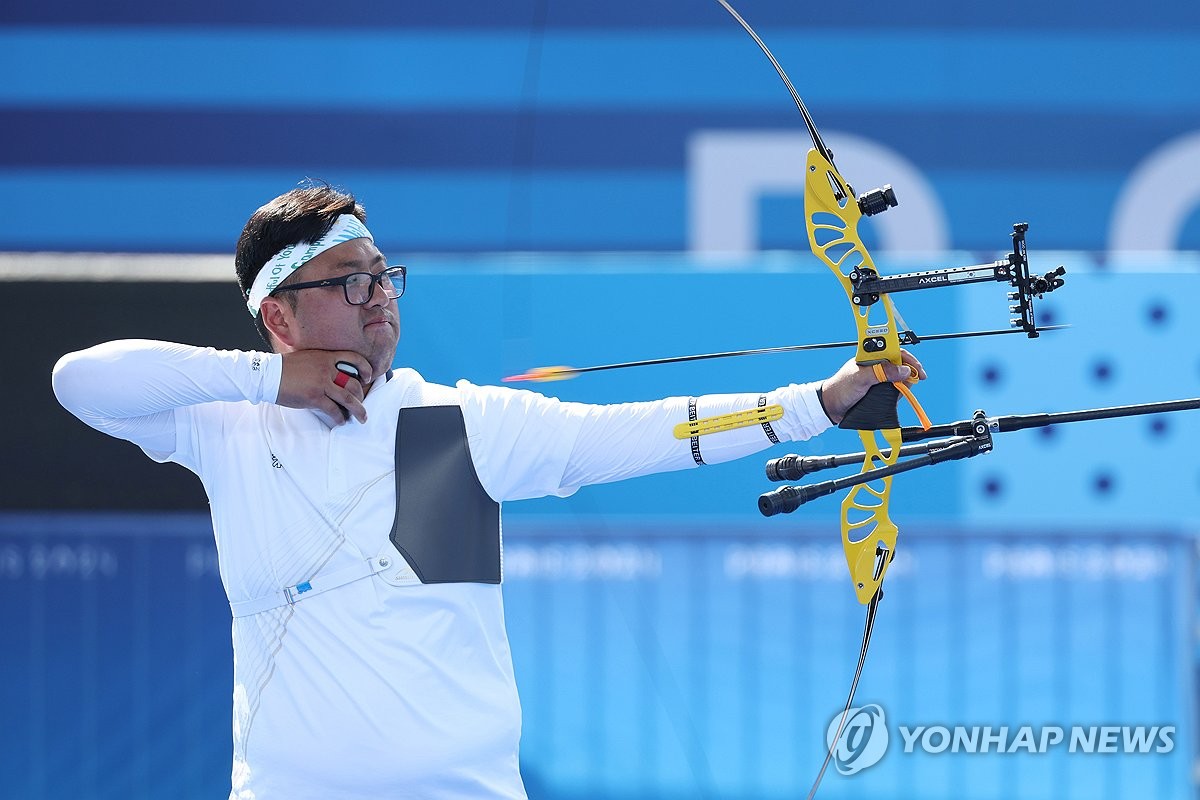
[52,339,281,452]
[559,382,832,490]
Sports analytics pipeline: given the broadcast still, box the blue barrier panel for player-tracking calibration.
[0,514,231,797]
[1,513,1193,799]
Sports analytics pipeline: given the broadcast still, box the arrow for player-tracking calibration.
[502,324,1069,383]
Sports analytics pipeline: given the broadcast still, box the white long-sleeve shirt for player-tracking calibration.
[52,339,832,799]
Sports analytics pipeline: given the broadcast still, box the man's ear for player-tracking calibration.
[260,297,297,350]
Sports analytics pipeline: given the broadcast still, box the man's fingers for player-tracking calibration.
[331,368,367,402]
[334,353,373,386]
[897,349,928,380]
[328,387,368,424]
[312,397,349,428]
[329,363,368,423]
[276,349,374,423]
[875,351,928,384]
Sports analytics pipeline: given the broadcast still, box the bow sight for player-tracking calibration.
[848,222,1067,347]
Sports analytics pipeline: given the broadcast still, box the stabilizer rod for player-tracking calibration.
[902,397,1200,443]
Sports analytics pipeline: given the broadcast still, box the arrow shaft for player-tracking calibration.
[565,338,860,376]
[539,324,1069,379]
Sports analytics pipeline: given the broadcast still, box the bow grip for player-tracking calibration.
[838,381,901,431]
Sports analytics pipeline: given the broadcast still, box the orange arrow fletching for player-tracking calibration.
[501,366,578,383]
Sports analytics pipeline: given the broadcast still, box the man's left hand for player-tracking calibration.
[819,350,928,424]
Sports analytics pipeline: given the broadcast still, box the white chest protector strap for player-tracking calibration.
[229,555,394,618]
[229,404,500,618]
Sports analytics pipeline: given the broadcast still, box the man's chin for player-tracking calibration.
[367,340,399,377]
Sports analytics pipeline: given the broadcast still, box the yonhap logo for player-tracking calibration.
[826,704,889,775]
[819,704,1175,778]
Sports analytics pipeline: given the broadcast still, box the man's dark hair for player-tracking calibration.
[235,181,367,348]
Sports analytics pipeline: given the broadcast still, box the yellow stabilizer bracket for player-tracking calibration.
[673,404,784,440]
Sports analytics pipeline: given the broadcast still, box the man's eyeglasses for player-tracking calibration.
[271,265,406,306]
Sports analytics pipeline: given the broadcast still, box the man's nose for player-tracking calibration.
[365,278,389,308]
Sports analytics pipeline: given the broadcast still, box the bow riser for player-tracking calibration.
[804,146,905,603]
[804,148,902,369]
[841,428,902,603]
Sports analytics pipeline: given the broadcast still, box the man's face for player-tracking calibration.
[271,238,401,377]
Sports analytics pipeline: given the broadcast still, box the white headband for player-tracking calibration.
[246,214,374,317]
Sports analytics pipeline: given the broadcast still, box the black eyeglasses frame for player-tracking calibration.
[270,265,406,306]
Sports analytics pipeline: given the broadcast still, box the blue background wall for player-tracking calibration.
[3,0,1200,797]
[1,0,1199,253]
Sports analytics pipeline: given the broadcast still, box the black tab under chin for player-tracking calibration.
[838,381,900,431]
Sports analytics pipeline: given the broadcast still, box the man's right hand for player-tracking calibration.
[276,350,374,427]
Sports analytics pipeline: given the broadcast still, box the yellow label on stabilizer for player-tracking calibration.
[673,404,784,439]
